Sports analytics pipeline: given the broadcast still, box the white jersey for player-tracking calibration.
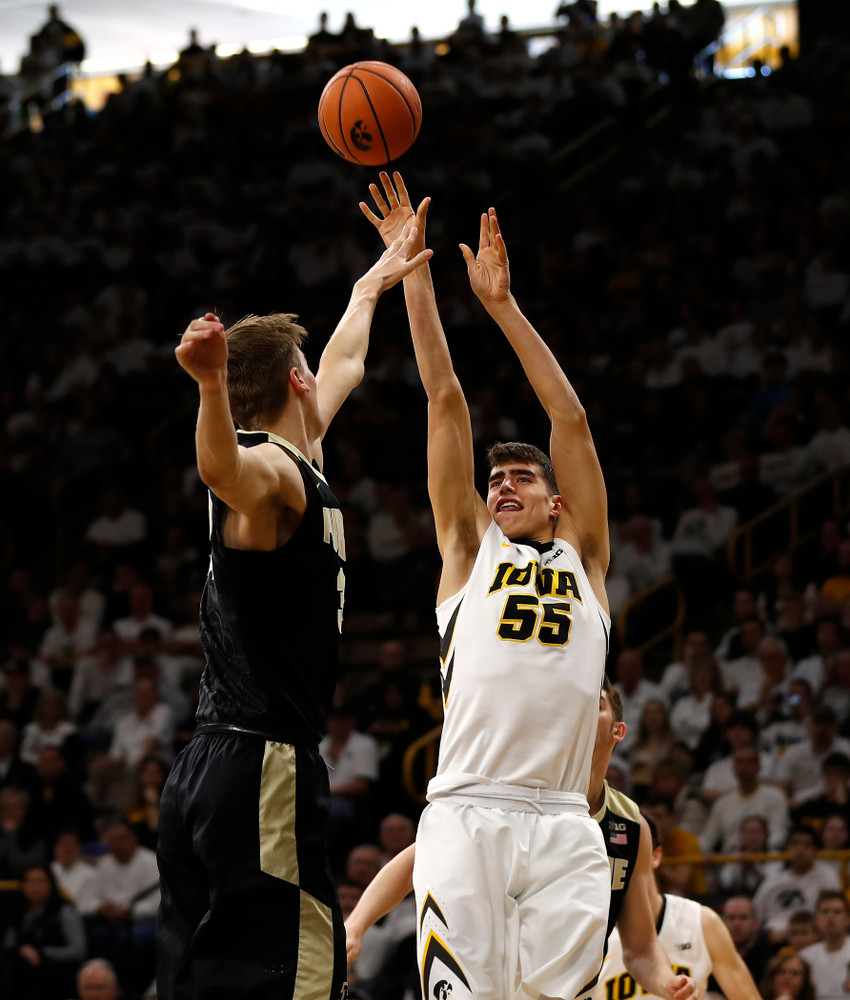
[594,895,711,1000]
[430,520,610,799]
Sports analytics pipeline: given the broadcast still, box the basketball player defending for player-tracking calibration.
[345,678,698,1000]
[156,227,432,1000]
[362,173,611,1000]
[593,813,762,1000]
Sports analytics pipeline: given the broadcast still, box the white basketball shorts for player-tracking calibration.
[413,796,610,1000]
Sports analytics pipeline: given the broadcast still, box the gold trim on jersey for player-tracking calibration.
[259,741,298,884]
[293,890,335,1000]
[592,781,642,826]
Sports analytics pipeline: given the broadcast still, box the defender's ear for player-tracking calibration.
[550,494,563,521]
[612,721,626,745]
[289,367,310,395]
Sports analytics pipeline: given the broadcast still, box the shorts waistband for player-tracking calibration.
[426,776,590,815]
[195,722,319,748]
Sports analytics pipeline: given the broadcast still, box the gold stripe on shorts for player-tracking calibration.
[294,890,334,1000]
[259,740,298,884]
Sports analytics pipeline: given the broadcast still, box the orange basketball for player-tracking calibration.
[318,61,422,166]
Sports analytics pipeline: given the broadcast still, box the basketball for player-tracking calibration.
[318,61,422,166]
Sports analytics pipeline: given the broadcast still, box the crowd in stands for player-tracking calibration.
[1,1,850,997]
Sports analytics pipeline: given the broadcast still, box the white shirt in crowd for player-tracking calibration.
[76,846,161,919]
[799,937,850,1000]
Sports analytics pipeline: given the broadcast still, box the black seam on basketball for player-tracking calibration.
[354,68,419,136]
[352,76,391,163]
[336,72,367,165]
[320,113,347,160]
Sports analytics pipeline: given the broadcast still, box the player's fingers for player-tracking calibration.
[393,171,411,206]
[368,183,389,216]
[359,202,382,227]
[495,232,509,261]
[459,243,475,269]
[488,208,502,240]
[478,212,489,250]
[380,171,399,208]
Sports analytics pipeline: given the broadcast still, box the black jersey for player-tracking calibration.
[593,780,643,942]
[196,431,346,744]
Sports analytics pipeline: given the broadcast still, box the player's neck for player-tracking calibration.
[266,409,313,463]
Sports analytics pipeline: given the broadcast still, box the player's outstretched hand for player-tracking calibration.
[460,208,511,307]
[344,920,362,963]
[359,224,432,294]
[360,171,430,255]
[668,973,698,1000]
[175,313,227,385]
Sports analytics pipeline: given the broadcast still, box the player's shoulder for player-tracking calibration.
[602,782,642,825]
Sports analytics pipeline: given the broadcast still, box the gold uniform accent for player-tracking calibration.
[260,741,336,1000]
[259,741,299,884]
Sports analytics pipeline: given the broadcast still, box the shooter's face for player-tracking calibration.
[486,464,560,541]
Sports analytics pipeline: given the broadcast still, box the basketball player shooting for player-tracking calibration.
[155,226,431,1000]
[345,679,698,1000]
[361,172,612,1000]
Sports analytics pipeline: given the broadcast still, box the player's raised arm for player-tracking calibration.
[345,844,415,963]
[176,312,284,515]
[361,173,490,600]
[461,210,610,609]
[700,907,763,1000]
[617,817,699,1000]
[314,225,433,445]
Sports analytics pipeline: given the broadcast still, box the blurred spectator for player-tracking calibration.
[700,744,789,853]
[642,793,707,898]
[48,561,105,633]
[722,895,773,986]
[613,648,667,753]
[670,479,737,625]
[0,787,46,880]
[77,821,158,996]
[760,678,814,755]
[50,828,96,907]
[84,487,146,570]
[344,843,383,892]
[377,812,415,863]
[791,617,847,695]
[701,710,772,801]
[31,5,85,64]
[790,751,850,832]
[716,814,781,897]
[820,540,850,612]
[30,746,95,844]
[753,825,841,944]
[753,636,793,727]
[123,754,168,851]
[774,706,850,806]
[92,677,174,775]
[0,862,86,1000]
[669,653,722,749]
[74,958,121,1000]
[659,630,711,704]
[19,690,79,767]
[0,719,39,798]
[112,584,174,647]
[718,616,769,712]
[819,813,850,886]
[68,630,132,727]
[798,891,850,999]
[786,909,819,952]
[629,699,676,797]
[319,700,380,867]
[38,593,96,693]
[759,952,815,1000]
